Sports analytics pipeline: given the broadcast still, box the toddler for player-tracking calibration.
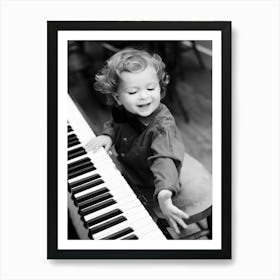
[86,48,212,235]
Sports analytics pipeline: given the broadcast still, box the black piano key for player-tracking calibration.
[79,198,116,218]
[72,178,104,195]
[68,147,86,160]
[68,125,73,132]
[68,137,79,145]
[74,187,109,205]
[69,173,101,189]
[89,216,127,236]
[68,133,78,139]
[68,138,80,148]
[68,174,101,192]
[68,134,79,142]
[78,192,112,211]
[68,158,92,170]
[68,163,93,178]
[68,161,93,177]
[86,209,123,229]
[68,158,92,173]
[121,234,139,240]
[101,227,134,240]
[68,140,80,148]
[68,134,78,141]
[68,164,95,180]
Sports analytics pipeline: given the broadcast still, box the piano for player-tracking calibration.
[67,96,167,240]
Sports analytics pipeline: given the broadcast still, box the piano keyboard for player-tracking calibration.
[67,96,167,240]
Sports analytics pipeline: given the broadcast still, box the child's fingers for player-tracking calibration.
[91,146,100,153]
[85,145,94,153]
[84,140,96,151]
[174,207,189,220]
[172,216,187,230]
[84,142,90,150]
[85,144,96,153]
[85,142,101,153]
[168,218,180,234]
[104,143,111,152]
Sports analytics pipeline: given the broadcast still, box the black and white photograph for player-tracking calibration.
[2,0,280,278]
[47,21,231,259]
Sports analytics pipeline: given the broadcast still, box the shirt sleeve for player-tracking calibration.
[147,123,185,199]
[102,119,115,142]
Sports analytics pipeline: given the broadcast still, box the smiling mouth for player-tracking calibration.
[137,103,151,108]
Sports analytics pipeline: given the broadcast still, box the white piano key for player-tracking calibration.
[68,152,116,175]
[73,178,126,199]
[88,203,149,232]
[68,166,120,185]
[95,170,132,189]
[78,187,137,209]
[92,216,152,240]
[87,212,123,230]
[68,148,113,165]
[87,148,110,159]
[72,180,108,197]
[84,198,141,222]
[116,222,163,240]
[92,161,117,172]
[130,220,165,239]
[92,216,144,240]
[67,130,75,136]
[95,214,156,240]
[113,203,150,222]
[68,169,99,185]
[68,143,83,152]
[127,224,157,239]
[114,210,166,240]
[118,232,137,240]
[138,229,167,240]
[89,158,116,170]
[68,153,89,165]
[72,176,133,198]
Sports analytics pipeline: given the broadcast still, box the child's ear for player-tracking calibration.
[113,93,122,105]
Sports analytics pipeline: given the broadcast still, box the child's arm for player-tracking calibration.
[157,189,189,234]
[85,120,115,153]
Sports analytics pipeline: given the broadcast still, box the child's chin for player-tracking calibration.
[136,105,153,116]
[137,109,152,117]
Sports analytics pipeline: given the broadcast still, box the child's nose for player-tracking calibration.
[138,90,149,99]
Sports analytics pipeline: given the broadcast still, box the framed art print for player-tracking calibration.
[47,21,231,259]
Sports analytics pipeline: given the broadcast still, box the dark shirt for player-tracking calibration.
[102,103,185,198]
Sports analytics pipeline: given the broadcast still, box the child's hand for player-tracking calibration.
[157,190,189,234]
[85,135,112,153]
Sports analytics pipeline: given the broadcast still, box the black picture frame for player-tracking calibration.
[47,21,231,259]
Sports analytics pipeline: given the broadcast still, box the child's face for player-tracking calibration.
[115,65,161,117]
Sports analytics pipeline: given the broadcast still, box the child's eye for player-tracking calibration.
[128,91,137,95]
[147,88,155,91]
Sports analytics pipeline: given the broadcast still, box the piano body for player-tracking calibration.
[67,95,167,240]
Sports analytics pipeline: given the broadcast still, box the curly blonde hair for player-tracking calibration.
[94,48,170,105]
